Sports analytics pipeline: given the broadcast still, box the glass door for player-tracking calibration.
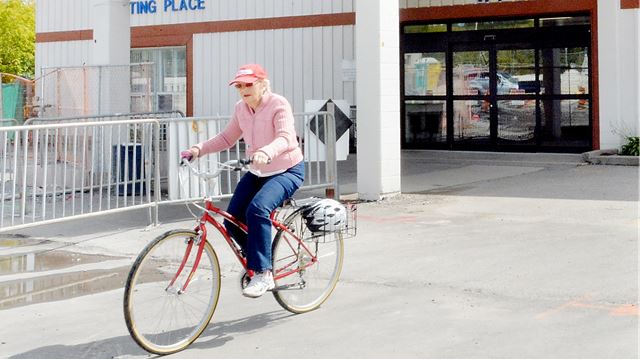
[401,16,592,152]
[495,45,538,148]
[451,45,493,146]
[451,43,538,149]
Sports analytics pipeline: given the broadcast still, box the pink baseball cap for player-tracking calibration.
[229,64,268,85]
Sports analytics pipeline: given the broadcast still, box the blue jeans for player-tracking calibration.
[224,161,304,272]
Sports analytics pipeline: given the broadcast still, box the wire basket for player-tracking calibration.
[338,201,357,239]
[276,198,357,243]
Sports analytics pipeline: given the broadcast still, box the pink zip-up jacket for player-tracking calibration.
[194,92,303,175]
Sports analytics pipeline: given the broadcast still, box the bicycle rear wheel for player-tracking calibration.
[272,210,344,313]
[123,230,221,355]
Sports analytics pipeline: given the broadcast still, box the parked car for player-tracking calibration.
[468,72,519,95]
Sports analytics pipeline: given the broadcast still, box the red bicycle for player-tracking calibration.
[123,159,352,355]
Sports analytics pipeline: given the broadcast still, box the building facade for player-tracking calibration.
[35,0,639,153]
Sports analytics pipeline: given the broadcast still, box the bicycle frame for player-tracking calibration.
[169,198,318,293]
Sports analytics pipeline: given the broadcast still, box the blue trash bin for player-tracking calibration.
[113,143,145,196]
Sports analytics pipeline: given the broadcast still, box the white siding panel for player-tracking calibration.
[245,0,256,19]
[322,27,333,99]
[342,0,353,12]
[264,0,275,18]
[37,41,92,72]
[322,0,333,14]
[193,25,355,116]
[342,24,355,106]
[282,29,294,109]
[292,28,304,112]
[332,26,343,100]
[312,28,323,99]
[273,0,284,17]
[255,0,266,17]
[141,0,335,20]
[302,28,313,109]
[36,0,90,32]
[292,0,303,15]
[263,30,275,89]
[194,33,215,116]
[312,0,323,15]
[35,40,93,102]
[42,0,341,31]
[302,0,313,14]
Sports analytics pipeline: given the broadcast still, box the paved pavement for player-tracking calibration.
[1,150,638,359]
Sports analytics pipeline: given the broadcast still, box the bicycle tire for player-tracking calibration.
[271,210,344,314]
[123,229,221,355]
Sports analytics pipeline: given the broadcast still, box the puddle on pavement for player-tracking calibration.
[0,267,129,310]
[0,250,118,274]
[0,249,130,310]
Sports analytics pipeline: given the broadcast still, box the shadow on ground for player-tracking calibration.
[9,310,292,359]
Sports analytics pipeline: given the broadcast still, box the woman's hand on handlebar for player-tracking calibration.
[251,151,271,165]
[180,147,200,163]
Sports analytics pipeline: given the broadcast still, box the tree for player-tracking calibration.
[0,0,35,79]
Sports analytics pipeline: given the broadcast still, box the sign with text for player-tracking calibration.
[130,0,205,15]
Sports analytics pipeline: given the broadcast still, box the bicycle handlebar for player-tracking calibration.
[181,158,252,179]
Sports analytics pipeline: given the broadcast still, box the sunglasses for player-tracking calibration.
[234,83,254,89]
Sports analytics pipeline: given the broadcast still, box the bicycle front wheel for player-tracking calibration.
[123,230,221,355]
[272,211,344,313]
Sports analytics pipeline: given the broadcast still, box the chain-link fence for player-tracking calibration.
[37,63,153,118]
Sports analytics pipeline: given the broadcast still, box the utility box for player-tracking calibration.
[112,143,145,196]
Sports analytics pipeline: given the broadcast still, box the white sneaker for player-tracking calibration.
[242,271,275,298]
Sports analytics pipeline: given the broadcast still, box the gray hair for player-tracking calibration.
[257,79,272,94]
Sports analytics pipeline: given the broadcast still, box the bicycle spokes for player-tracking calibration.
[124,230,221,355]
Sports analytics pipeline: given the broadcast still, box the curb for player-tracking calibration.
[582,149,640,166]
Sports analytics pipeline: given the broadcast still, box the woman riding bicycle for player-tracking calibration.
[182,64,304,298]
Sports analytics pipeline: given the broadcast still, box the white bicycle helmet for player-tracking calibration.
[301,198,347,233]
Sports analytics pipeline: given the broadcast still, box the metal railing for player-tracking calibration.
[0,111,339,232]
[157,110,338,203]
[23,110,185,125]
[0,120,160,232]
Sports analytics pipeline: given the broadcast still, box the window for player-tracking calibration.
[540,16,589,27]
[404,24,447,33]
[404,52,447,96]
[452,19,534,32]
[131,47,187,114]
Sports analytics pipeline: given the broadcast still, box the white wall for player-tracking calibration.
[36,0,640,153]
[597,1,640,149]
[35,41,93,76]
[131,0,354,26]
[193,25,355,116]
[35,0,91,32]
[35,0,93,72]
[36,0,356,115]
[36,0,354,31]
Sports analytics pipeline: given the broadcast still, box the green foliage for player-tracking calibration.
[0,0,35,79]
[620,136,640,156]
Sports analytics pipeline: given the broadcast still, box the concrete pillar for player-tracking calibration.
[91,0,131,66]
[355,0,401,201]
[597,0,640,150]
[90,0,130,115]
